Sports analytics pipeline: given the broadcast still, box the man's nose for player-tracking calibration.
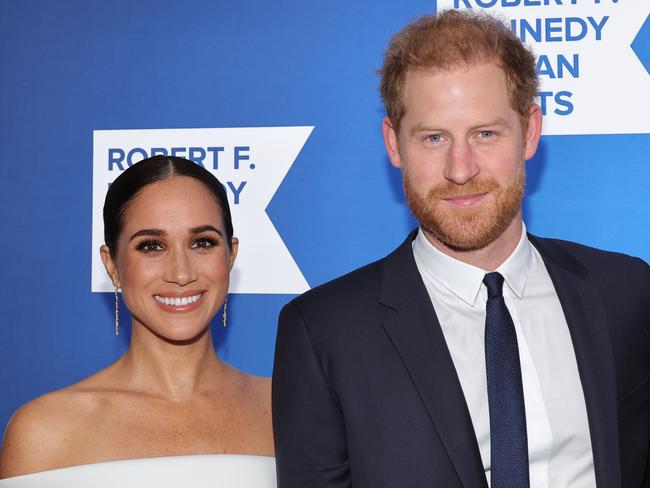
[443,140,480,185]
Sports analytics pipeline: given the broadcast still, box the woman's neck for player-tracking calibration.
[115,324,227,401]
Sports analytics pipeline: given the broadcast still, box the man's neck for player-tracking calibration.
[421,216,523,272]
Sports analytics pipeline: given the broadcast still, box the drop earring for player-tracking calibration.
[114,286,119,336]
[222,296,228,328]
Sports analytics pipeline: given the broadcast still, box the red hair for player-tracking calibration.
[380,10,538,131]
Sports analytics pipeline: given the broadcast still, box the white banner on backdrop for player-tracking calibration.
[92,126,313,294]
[438,1,650,135]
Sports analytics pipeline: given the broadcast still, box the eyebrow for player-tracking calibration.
[189,225,223,236]
[410,124,443,137]
[129,228,165,241]
[469,118,510,130]
[129,225,223,242]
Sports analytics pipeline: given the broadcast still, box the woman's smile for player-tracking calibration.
[153,291,206,313]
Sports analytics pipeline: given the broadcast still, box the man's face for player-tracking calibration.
[382,62,541,252]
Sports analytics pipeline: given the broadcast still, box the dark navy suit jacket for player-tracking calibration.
[273,231,650,487]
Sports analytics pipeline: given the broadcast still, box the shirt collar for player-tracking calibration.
[412,223,533,306]
[495,224,532,300]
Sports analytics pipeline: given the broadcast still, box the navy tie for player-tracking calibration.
[483,272,530,488]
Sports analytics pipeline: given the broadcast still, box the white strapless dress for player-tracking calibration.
[0,454,276,487]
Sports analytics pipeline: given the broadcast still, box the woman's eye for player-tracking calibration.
[192,238,217,249]
[137,240,164,253]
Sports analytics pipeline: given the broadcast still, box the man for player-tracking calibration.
[273,10,650,488]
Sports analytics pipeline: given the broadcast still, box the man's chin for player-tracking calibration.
[410,184,524,253]
[422,225,498,252]
[418,207,511,251]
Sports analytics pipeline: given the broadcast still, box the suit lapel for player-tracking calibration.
[530,236,621,488]
[379,232,488,488]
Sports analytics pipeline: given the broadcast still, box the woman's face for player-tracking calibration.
[101,176,237,342]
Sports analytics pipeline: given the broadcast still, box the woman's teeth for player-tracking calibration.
[154,293,202,306]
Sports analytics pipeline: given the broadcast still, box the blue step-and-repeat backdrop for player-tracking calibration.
[1,1,649,432]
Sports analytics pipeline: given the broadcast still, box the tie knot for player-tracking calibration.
[483,272,505,299]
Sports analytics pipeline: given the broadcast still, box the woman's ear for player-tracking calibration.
[100,245,120,288]
[228,237,239,271]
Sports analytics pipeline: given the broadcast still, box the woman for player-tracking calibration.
[0,156,275,486]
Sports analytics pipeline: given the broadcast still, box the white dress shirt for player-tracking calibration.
[412,224,597,488]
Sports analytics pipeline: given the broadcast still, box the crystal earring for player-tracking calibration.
[222,296,228,328]
[114,286,119,336]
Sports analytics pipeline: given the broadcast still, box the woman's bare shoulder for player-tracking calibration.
[0,379,112,478]
[249,375,272,408]
[218,367,273,455]
[223,364,271,405]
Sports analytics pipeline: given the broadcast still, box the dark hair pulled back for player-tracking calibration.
[103,155,233,256]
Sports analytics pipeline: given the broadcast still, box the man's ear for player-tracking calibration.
[382,117,403,168]
[100,245,120,288]
[524,104,543,161]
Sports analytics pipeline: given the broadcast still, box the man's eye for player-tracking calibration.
[137,240,164,253]
[479,130,494,138]
[192,238,217,249]
[426,134,442,143]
